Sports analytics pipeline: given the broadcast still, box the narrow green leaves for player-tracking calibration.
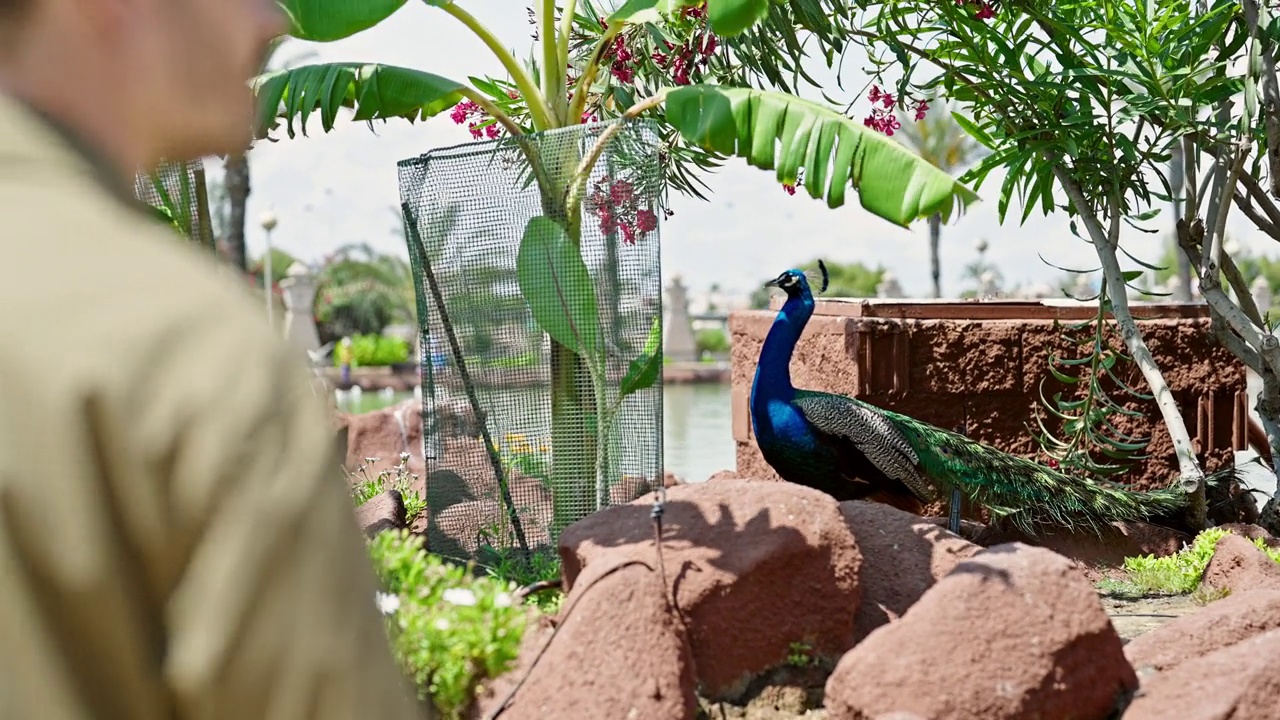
[252,63,468,138]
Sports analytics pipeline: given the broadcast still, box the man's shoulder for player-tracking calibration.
[0,179,308,396]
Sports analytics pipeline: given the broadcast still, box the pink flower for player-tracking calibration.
[975,2,995,19]
[611,63,635,83]
[636,208,658,233]
[782,183,797,195]
[609,180,635,205]
[449,100,479,125]
[864,106,901,136]
[913,99,930,121]
[701,33,718,57]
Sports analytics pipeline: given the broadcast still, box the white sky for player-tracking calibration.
[213,2,1279,298]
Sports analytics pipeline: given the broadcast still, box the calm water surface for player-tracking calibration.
[335,382,735,482]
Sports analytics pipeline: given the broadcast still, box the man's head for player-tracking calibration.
[0,0,287,176]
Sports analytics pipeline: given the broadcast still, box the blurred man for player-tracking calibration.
[0,1,426,717]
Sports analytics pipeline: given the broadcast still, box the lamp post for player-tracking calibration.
[260,211,278,325]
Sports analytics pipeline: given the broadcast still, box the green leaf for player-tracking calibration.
[516,217,601,356]
[706,0,770,35]
[609,0,666,24]
[277,0,408,42]
[1122,270,1143,282]
[950,111,996,149]
[252,63,468,138]
[609,0,768,35]
[663,85,978,226]
[619,316,663,399]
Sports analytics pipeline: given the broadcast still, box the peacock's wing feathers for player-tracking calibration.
[792,390,939,502]
[865,402,1190,534]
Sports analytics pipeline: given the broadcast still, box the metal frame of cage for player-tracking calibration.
[397,118,666,563]
[133,158,216,252]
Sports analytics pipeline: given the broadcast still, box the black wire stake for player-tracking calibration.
[402,203,531,559]
[651,482,669,609]
[950,417,968,535]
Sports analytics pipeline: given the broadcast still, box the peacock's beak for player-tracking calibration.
[764,275,783,288]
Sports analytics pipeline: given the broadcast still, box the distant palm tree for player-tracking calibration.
[897,103,988,298]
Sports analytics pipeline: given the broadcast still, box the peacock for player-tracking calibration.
[748,261,1200,536]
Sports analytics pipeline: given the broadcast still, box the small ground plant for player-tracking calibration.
[1100,527,1280,598]
[367,530,528,720]
[349,453,426,525]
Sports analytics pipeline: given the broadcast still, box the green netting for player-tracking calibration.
[398,118,665,562]
[133,158,215,250]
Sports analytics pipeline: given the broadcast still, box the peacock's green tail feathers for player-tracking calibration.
[860,400,1197,535]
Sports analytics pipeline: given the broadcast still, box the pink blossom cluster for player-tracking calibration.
[864,85,901,135]
[602,2,717,87]
[449,99,500,139]
[956,0,996,20]
[586,177,658,245]
[862,85,932,137]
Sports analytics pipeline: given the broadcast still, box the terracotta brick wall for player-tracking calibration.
[729,300,1250,492]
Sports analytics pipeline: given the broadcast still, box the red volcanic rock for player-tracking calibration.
[1122,628,1280,720]
[1125,589,1280,676]
[1199,533,1280,595]
[839,500,982,642]
[559,478,862,700]
[476,565,698,720]
[825,543,1135,720]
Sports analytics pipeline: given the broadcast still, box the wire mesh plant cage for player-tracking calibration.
[398,118,665,563]
[133,158,216,251]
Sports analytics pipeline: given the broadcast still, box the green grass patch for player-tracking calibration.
[1101,527,1280,597]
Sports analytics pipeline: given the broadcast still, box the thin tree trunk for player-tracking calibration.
[1255,368,1280,534]
[224,151,251,272]
[1170,143,1194,301]
[928,213,942,298]
[1052,166,1207,528]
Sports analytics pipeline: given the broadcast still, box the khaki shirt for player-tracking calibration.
[0,92,425,719]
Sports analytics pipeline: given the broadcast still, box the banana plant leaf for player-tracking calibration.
[663,85,979,226]
[276,0,409,42]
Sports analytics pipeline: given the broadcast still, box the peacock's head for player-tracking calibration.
[765,259,829,299]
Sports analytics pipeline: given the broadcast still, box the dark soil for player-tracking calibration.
[693,589,1198,720]
[698,663,832,720]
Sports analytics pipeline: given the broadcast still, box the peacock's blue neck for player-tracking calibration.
[751,293,814,405]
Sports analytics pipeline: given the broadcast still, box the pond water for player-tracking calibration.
[335,382,735,483]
